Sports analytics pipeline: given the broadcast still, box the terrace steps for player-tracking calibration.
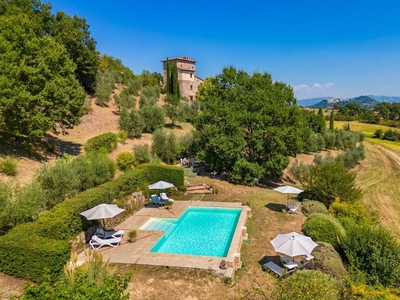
[141,219,176,235]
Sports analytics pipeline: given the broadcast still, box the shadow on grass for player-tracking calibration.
[46,134,82,157]
[266,203,287,212]
[164,123,183,129]
[258,255,283,266]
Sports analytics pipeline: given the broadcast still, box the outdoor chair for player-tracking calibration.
[150,194,166,207]
[287,199,301,214]
[281,256,303,269]
[301,254,314,266]
[262,261,286,278]
[95,228,124,239]
[89,235,121,250]
[160,192,174,202]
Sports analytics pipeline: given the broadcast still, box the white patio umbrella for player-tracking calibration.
[273,185,303,206]
[80,204,125,225]
[148,180,175,190]
[270,232,318,259]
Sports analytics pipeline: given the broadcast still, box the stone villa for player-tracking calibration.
[161,56,204,100]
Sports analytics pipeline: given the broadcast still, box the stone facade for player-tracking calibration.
[161,56,204,100]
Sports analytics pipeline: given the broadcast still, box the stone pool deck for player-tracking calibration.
[77,201,251,277]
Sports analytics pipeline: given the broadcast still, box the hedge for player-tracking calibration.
[0,164,182,283]
[302,213,346,251]
[136,164,184,191]
[0,223,70,282]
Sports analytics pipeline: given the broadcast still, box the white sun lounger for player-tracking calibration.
[287,199,301,214]
[89,235,121,250]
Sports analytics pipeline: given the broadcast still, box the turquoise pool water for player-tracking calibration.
[141,206,241,257]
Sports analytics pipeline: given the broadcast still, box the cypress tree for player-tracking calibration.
[329,110,335,131]
[317,108,326,133]
[166,58,170,93]
[172,62,180,97]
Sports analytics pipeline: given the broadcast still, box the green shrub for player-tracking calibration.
[0,224,70,283]
[7,181,47,228]
[0,156,18,176]
[304,132,325,153]
[0,182,12,230]
[152,129,178,164]
[22,250,131,299]
[299,163,362,208]
[302,213,346,250]
[276,270,341,300]
[228,159,264,185]
[301,200,329,216]
[0,164,182,282]
[114,88,135,112]
[119,108,144,138]
[136,163,184,194]
[140,105,165,133]
[177,132,199,159]
[329,198,379,227]
[117,130,128,144]
[305,242,347,280]
[341,223,400,287]
[70,152,116,191]
[133,144,151,164]
[83,132,118,153]
[116,152,137,170]
[36,161,80,208]
[95,70,115,105]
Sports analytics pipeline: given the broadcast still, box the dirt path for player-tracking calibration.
[354,142,400,240]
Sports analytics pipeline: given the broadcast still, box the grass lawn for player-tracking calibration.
[335,121,400,152]
[118,176,306,299]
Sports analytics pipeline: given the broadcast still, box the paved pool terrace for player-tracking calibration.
[78,201,251,278]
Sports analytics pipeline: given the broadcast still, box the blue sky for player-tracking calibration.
[49,0,400,99]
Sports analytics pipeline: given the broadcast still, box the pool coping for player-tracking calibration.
[77,201,251,277]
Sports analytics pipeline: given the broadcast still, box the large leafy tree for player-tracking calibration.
[0,13,86,137]
[1,0,99,94]
[50,11,98,94]
[193,67,308,181]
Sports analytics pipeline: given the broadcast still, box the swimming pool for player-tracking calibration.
[140,206,241,257]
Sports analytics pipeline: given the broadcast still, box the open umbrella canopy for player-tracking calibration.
[80,204,125,220]
[273,185,303,195]
[148,180,175,190]
[273,185,304,206]
[270,232,318,257]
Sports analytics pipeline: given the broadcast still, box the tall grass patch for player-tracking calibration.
[0,156,18,176]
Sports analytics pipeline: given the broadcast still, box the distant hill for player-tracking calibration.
[297,97,333,107]
[302,95,400,109]
[367,95,400,103]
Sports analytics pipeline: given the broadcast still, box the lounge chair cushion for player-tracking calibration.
[96,228,125,239]
[262,261,284,278]
[150,195,166,207]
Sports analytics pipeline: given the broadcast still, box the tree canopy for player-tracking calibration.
[193,67,309,182]
[0,0,98,137]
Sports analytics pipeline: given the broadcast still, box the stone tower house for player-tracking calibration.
[161,56,204,101]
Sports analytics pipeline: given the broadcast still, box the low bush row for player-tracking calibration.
[302,197,400,291]
[0,164,184,283]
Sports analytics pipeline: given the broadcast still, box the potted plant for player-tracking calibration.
[165,200,173,209]
[128,230,137,243]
